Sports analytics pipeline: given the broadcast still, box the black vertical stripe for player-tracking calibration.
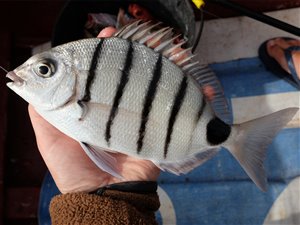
[82,39,104,102]
[190,97,206,137]
[105,42,133,145]
[137,54,163,154]
[164,76,188,158]
[197,98,206,121]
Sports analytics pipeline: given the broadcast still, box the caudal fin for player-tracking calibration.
[224,108,299,192]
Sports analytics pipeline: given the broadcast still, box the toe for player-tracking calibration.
[264,37,300,83]
[271,38,300,49]
[292,51,300,79]
[267,39,290,73]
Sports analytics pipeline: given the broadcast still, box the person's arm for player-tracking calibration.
[50,181,160,225]
[28,27,160,224]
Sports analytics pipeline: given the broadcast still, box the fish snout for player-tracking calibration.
[6,71,25,86]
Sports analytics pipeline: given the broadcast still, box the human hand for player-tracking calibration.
[28,27,160,194]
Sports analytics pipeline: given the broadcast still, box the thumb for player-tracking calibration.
[97,27,117,38]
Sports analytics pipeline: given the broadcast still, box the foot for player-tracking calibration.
[266,38,300,79]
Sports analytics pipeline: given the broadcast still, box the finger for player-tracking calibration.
[28,104,65,142]
[28,104,42,119]
[28,104,54,130]
[97,27,117,38]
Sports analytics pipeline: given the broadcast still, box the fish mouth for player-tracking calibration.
[6,71,25,86]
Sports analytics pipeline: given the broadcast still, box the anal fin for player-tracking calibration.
[80,142,123,180]
[157,148,219,175]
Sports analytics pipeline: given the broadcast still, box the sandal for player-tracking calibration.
[258,37,300,89]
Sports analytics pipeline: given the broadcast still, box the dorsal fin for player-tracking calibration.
[114,21,232,124]
[188,64,232,124]
[114,20,178,56]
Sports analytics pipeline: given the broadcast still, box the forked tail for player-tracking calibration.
[224,107,299,191]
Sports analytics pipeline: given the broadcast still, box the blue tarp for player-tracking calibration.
[38,57,300,225]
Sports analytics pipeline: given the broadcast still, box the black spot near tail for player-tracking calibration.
[206,117,231,145]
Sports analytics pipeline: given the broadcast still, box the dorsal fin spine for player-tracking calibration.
[114,20,141,37]
[114,21,232,124]
[139,26,170,45]
[169,47,192,61]
[154,34,181,52]
[162,40,187,57]
[122,21,151,39]
[146,28,173,48]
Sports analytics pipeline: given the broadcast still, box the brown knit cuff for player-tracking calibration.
[49,190,160,225]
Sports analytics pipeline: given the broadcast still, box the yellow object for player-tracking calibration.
[192,0,205,9]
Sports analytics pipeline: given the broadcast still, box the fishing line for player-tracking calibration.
[192,9,204,53]
[201,9,223,20]
[0,66,8,73]
[192,9,224,53]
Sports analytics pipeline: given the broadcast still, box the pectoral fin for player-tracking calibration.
[77,101,89,121]
[80,142,123,180]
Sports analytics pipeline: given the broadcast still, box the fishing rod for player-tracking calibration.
[207,0,300,37]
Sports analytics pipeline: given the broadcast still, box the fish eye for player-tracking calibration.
[34,60,55,78]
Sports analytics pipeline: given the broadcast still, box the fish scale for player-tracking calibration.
[89,38,201,159]
[5,21,298,191]
[50,37,202,160]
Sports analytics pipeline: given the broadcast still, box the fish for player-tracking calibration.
[6,21,298,191]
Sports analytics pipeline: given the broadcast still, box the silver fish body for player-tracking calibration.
[36,37,205,160]
[6,24,298,191]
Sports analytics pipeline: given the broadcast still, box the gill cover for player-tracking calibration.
[29,51,76,111]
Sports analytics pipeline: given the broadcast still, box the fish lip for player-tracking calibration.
[6,71,25,86]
